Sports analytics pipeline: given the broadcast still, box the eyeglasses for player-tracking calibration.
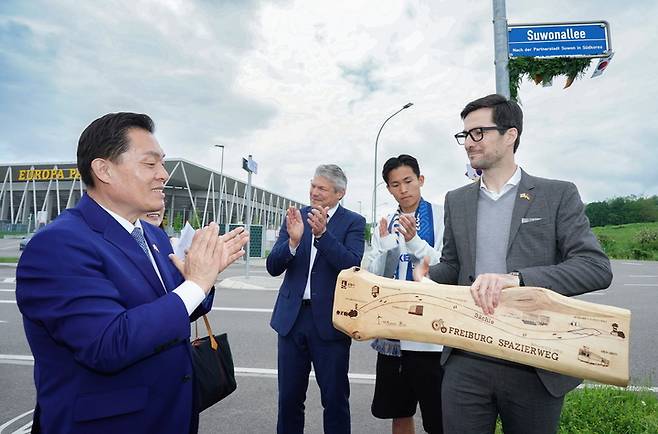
[454,126,511,145]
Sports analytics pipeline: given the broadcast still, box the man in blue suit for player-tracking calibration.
[16,112,248,433]
[267,164,366,434]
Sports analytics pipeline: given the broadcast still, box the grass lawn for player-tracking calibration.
[592,222,658,260]
[495,385,658,433]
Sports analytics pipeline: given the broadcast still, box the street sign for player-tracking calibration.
[242,155,258,174]
[508,21,611,58]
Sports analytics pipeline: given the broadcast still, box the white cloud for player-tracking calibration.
[1,0,657,217]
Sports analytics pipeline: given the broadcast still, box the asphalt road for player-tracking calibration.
[0,238,656,433]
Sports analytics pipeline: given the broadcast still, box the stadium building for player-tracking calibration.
[0,159,304,257]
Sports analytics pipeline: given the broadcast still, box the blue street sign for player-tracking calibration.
[508,21,611,58]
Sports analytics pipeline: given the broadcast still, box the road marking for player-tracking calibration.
[578,290,608,296]
[628,275,658,278]
[0,300,273,312]
[621,262,645,266]
[218,286,279,292]
[2,278,15,283]
[0,409,34,432]
[3,354,658,391]
[234,367,375,384]
[211,307,273,313]
[0,354,375,383]
[10,422,32,434]
[623,284,658,287]
[0,289,15,292]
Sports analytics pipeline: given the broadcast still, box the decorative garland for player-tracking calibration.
[508,57,592,101]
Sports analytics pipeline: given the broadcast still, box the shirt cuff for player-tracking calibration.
[173,281,207,316]
[405,234,424,252]
[380,233,397,251]
[289,244,297,256]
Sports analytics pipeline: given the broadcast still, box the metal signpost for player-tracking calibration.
[492,0,510,98]
[508,21,612,58]
[242,155,257,278]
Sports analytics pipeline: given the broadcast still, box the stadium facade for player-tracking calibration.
[0,159,305,256]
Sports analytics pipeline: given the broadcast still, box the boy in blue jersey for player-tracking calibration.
[365,154,444,434]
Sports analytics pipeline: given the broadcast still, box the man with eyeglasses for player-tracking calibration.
[416,94,612,434]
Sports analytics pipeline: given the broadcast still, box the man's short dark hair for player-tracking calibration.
[77,112,154,188]
[382,154,421,185]
[460,94,523,152]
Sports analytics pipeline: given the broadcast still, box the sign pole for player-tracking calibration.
[246,168,252,279]
[492,0,511,99]
[242,154,258,279]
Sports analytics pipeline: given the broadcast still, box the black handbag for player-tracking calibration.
[191,315,237,412]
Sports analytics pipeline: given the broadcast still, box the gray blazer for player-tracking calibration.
[429,169,613,397]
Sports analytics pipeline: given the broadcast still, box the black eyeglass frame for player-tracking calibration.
[454,126,512,145]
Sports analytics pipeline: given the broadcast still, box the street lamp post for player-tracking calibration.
[372,103,413,225]
[214,144,225,229]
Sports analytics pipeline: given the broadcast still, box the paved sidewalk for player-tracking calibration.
[217,257,282,290]
[218,275,282,290]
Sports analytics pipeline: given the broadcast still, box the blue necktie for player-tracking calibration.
[131,227,150,256]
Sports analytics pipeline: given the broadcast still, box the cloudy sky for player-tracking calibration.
[1,0,657,220]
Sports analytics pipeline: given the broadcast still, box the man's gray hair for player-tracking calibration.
[315,164,347,192]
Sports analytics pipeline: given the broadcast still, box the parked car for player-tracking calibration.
[19,232,35,251]
[19,226,45,251]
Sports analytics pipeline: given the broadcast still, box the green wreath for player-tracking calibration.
[508,57,592,101]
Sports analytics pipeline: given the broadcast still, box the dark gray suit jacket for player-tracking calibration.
[429,170,613,397]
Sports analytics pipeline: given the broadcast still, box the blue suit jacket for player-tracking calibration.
[267,205,365,341]
[16,194,213,433]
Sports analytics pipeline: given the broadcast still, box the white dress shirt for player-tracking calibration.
[288,204,338,300]
[480,165,522,201]
[101,205,206,316]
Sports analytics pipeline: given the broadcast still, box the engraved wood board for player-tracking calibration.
[332,267,630,386]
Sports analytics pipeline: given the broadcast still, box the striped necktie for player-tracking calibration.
[131,227,150,256]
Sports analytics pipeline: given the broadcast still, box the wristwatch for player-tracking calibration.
[509,271,524,286]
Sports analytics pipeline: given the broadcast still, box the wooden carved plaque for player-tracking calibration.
[332,267,630,386]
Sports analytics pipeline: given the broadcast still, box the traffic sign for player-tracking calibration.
[242,155,258,174]
[508,21,611,58]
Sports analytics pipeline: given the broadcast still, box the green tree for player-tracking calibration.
[364,223,373,244]
[585,201,609,227]
[189,211,201,229]
[586,195,658,227]
[172,213,183,232]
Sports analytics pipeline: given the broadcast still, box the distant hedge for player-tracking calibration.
[586,195,658,228]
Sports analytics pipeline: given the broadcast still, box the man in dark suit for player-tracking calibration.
[418,94,612,434]
[16,112,248,433]
[267,164,366,434]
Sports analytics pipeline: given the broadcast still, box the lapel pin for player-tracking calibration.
[519,193,531,201]
[152,244,159,253]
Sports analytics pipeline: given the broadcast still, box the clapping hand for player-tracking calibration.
[379,217,389,238]
[169,223,249,293]
[394,213,417,242]
[307,206,329,237]
[286,207,304,249]
[413,256,430,282]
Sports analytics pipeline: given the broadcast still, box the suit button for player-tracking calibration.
[182,374,192,382]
